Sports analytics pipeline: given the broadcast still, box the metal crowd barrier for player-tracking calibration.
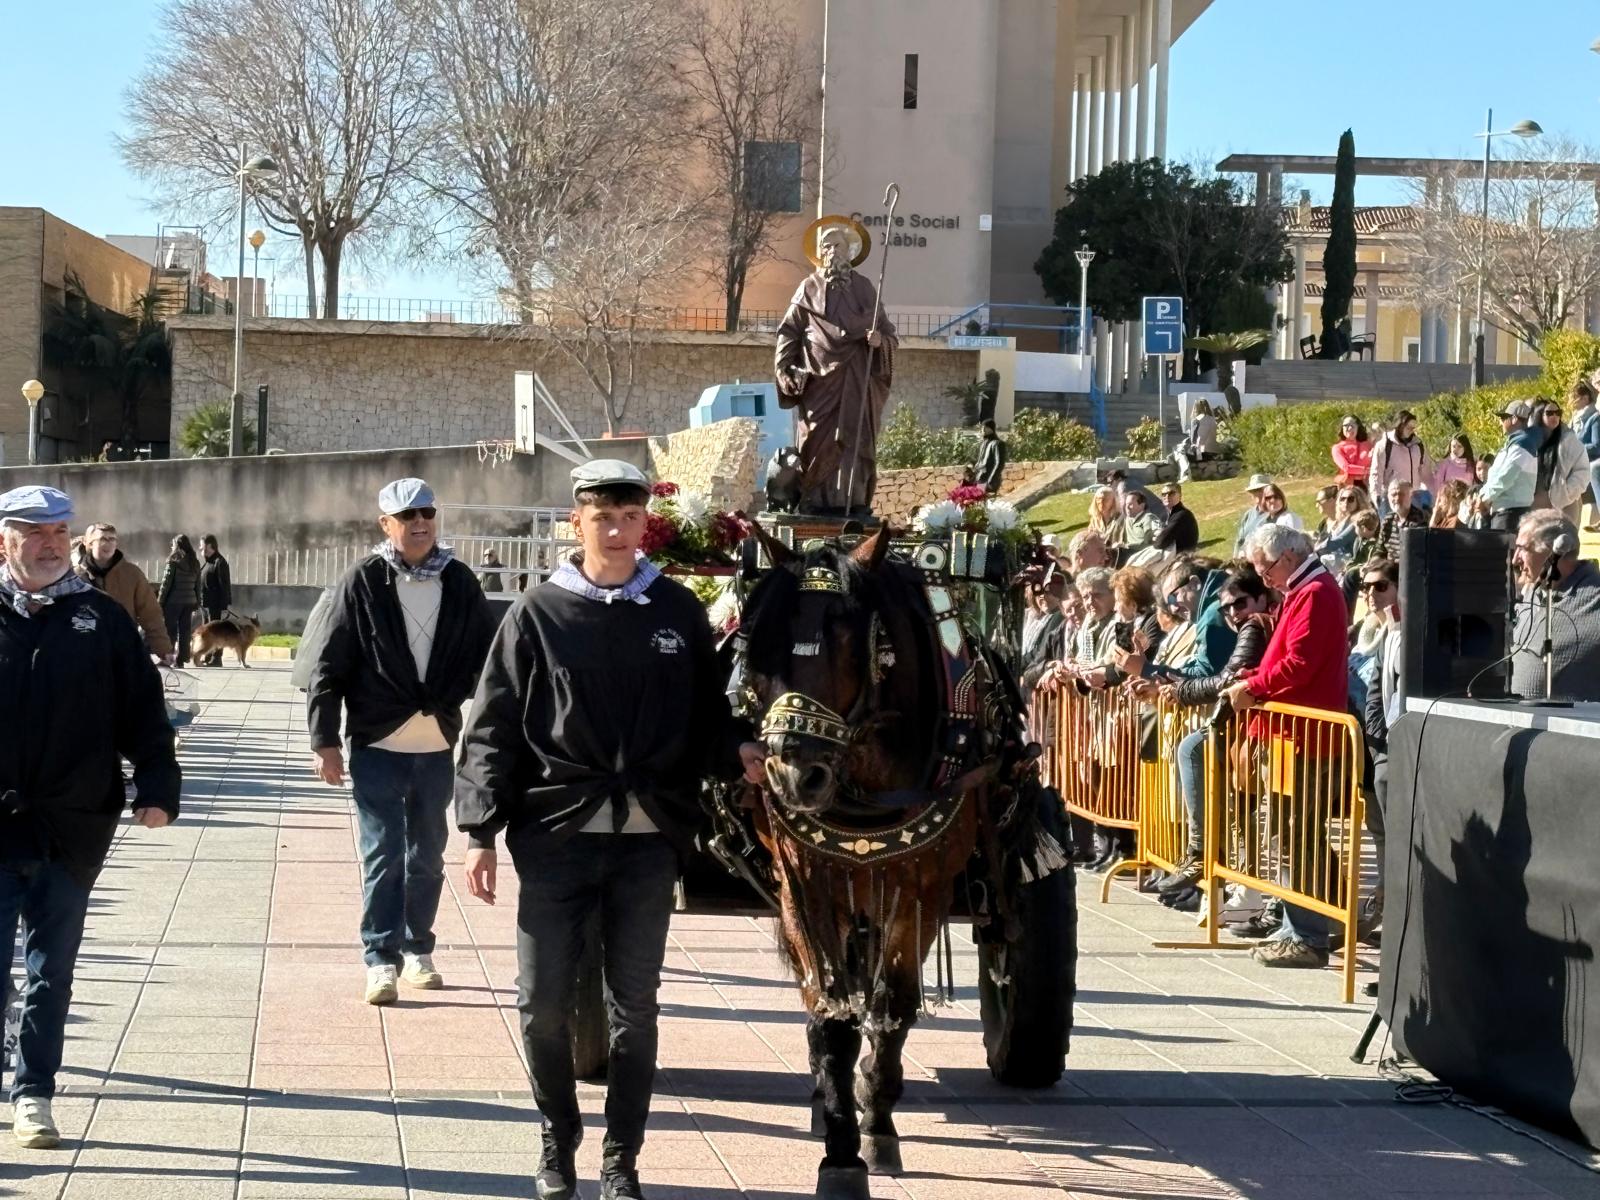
[1030,685,1367,1001]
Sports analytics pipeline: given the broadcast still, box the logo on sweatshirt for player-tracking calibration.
[651,629,686,656]
[71,610,98,633]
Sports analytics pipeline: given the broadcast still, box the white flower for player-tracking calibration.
[914,499,965,534]
[675,490,710,526]
[984,500,1021,532]
[708,588,740,631]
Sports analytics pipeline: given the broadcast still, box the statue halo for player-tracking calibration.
[804,214,872,269]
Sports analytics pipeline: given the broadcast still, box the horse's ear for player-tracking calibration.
[752,524,799,568]
[850,524,894,573]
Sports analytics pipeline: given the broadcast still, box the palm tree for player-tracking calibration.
[41,274,172,450]
[1185,329,1271,410]
[179,400,255,457]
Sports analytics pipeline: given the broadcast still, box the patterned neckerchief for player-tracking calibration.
[0,562,94,617]
[547,554,660,605]
[373,541,454,581]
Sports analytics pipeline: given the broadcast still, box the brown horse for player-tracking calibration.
[737,526,1067,1200]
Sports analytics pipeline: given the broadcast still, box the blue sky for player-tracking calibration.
[2,0,1597,303]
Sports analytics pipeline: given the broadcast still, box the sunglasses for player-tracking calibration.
[1222,595,1252,614]
[1361,579,1393,594]
[391,506,437,522]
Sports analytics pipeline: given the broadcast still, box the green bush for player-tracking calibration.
[1538,329,1600,396]
[1124,417,1163,460]
[877,404,972,468]
[1007,407,1100,461]
[179,400,255,457]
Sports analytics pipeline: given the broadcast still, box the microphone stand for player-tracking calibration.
[1534,562,1574,709]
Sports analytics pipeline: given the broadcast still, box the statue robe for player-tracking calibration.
[773,269,898,513]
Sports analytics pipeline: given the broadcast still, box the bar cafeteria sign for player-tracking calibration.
[849,210,961,248]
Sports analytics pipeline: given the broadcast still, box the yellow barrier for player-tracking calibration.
[1205,701,1366,1004]
[1027,684,1367,1002]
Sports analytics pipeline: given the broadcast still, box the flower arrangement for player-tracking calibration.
[641,481,752,568]
[911,484,1034,551]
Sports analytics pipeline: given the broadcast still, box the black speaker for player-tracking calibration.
[1399,528,1514,700]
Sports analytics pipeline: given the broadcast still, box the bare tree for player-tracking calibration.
[121,0,429,316]
[1404,138,1600,352]
[403,0,690,317]
[681,0,819,330]
[501,179,698,435]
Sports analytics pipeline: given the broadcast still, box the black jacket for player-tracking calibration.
[1154,503,1200,553]
[307,554,496,751]
[1174,615,1271,707]
[1019,611,1064,691]
[199,553,232,614]
[455,574,744,854]
[0,589,181,886]
[158,555,201,610]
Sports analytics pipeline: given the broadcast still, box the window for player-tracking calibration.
[730,392,767,418]
[903,53,918,109]
[742,140,802,213]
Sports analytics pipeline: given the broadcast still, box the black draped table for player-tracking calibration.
[1381,699,1600,1148]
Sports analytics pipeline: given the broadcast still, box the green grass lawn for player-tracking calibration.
[255,634,301,649]
[1025,476,1327,558]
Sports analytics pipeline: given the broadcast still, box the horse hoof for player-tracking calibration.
[816,1163,871,1200]
[862,1133,903,1176]
[810,1098,827,1138]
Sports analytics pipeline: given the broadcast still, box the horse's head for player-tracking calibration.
[743,526,894,816]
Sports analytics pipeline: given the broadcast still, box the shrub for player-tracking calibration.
[1538,329,1600,396]
[179,400,255,457]
[1007,407,1099,461]
[1123,417,1163,460]
[877,404,972,468]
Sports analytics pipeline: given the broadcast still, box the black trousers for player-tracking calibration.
[509,832,677,1157]
[162,604,193,666]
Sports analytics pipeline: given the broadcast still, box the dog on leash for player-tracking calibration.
[191,614,262,668]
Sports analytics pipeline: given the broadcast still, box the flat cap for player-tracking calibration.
[1244,472,1274,493]
[378,477,435,515]
[0,485,74,526]
[571,458,650,498]
[1496,400,1532,421]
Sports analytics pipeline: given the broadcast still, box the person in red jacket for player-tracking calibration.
[1222,523,1350,969]
[1331,415,1373,489]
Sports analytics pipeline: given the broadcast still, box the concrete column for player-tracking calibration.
[1364,271,1380,353]
[1291,243,1307,350]
[1065,78,1079,183]
[1108,322,1121,393]
[1075,73,1090,181]
[1154,0,1172,160]
[1102,38,1118,169]
[1089,55,1104,176]
[1118,16,1134,163]
[1420,307,1437,363]
[1135,0,1152,159]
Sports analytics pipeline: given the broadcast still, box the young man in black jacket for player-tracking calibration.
[0,486,180,1149]
[456,460,764,1200]
[308,478,496,1005]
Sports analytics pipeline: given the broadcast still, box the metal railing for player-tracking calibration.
[185,294,964,337]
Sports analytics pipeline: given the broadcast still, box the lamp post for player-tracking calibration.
[230,145,278,455]
[1074,238,1095,378]
[1471,110,1541,387]
[20,378,44,466]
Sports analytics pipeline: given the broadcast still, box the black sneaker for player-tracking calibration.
[536,1130,579,1200]
[1157,853,1203,894]
[600,1167,644,1199]
[1227,911,1283,940]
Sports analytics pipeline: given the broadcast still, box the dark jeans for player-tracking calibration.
[510,832,678,1157]
[349,745,452,968]
[1489,507,1529,532]
[1367,749,1389,905]
[163,603,193,667]
[0,859,92,1100]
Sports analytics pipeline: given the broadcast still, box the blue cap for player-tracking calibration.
[0,485,74,526]
[378,477,435,515]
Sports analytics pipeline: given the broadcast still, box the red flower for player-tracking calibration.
[651,481,680,497]
[639,512,678,556]
[710,510,752,551]
[948,484,988,507]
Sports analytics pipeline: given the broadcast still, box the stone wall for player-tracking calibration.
[873,460,1070,527]
[648,418,762,512]
[168,316,978,455]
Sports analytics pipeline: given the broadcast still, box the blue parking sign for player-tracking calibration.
[1142,296,1184,356]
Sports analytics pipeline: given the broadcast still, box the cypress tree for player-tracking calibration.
[1320,129,1358,358]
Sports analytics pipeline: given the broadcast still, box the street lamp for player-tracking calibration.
[1074,237,1095,376]
[20,379,44,466]
[248,229,266,316]
[1471,110,1541,387]
[230,147,278,455]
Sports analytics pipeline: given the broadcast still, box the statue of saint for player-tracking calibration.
[774,217,898,514]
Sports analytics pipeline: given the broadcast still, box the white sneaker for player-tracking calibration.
[364,964,399,1005]
[13,1097,59,1149]
[400,952,443,990]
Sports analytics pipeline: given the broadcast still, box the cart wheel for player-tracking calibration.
[571,908,609,1082]
[978,788,1077,1087]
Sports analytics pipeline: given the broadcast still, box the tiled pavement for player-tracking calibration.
[4,664,1599,1199]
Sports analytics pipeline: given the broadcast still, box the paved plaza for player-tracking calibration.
[3,664,1598,1200]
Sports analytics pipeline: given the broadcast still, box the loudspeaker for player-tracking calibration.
[1399,528,1514,700]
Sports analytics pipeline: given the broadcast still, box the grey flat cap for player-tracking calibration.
[1496,400,1532,421]
[378,477,435,515]
[1244,473,1274,493]
[0,485,74,526]
[571,459,650,497]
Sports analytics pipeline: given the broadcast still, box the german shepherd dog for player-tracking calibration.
[191,614,262,668]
